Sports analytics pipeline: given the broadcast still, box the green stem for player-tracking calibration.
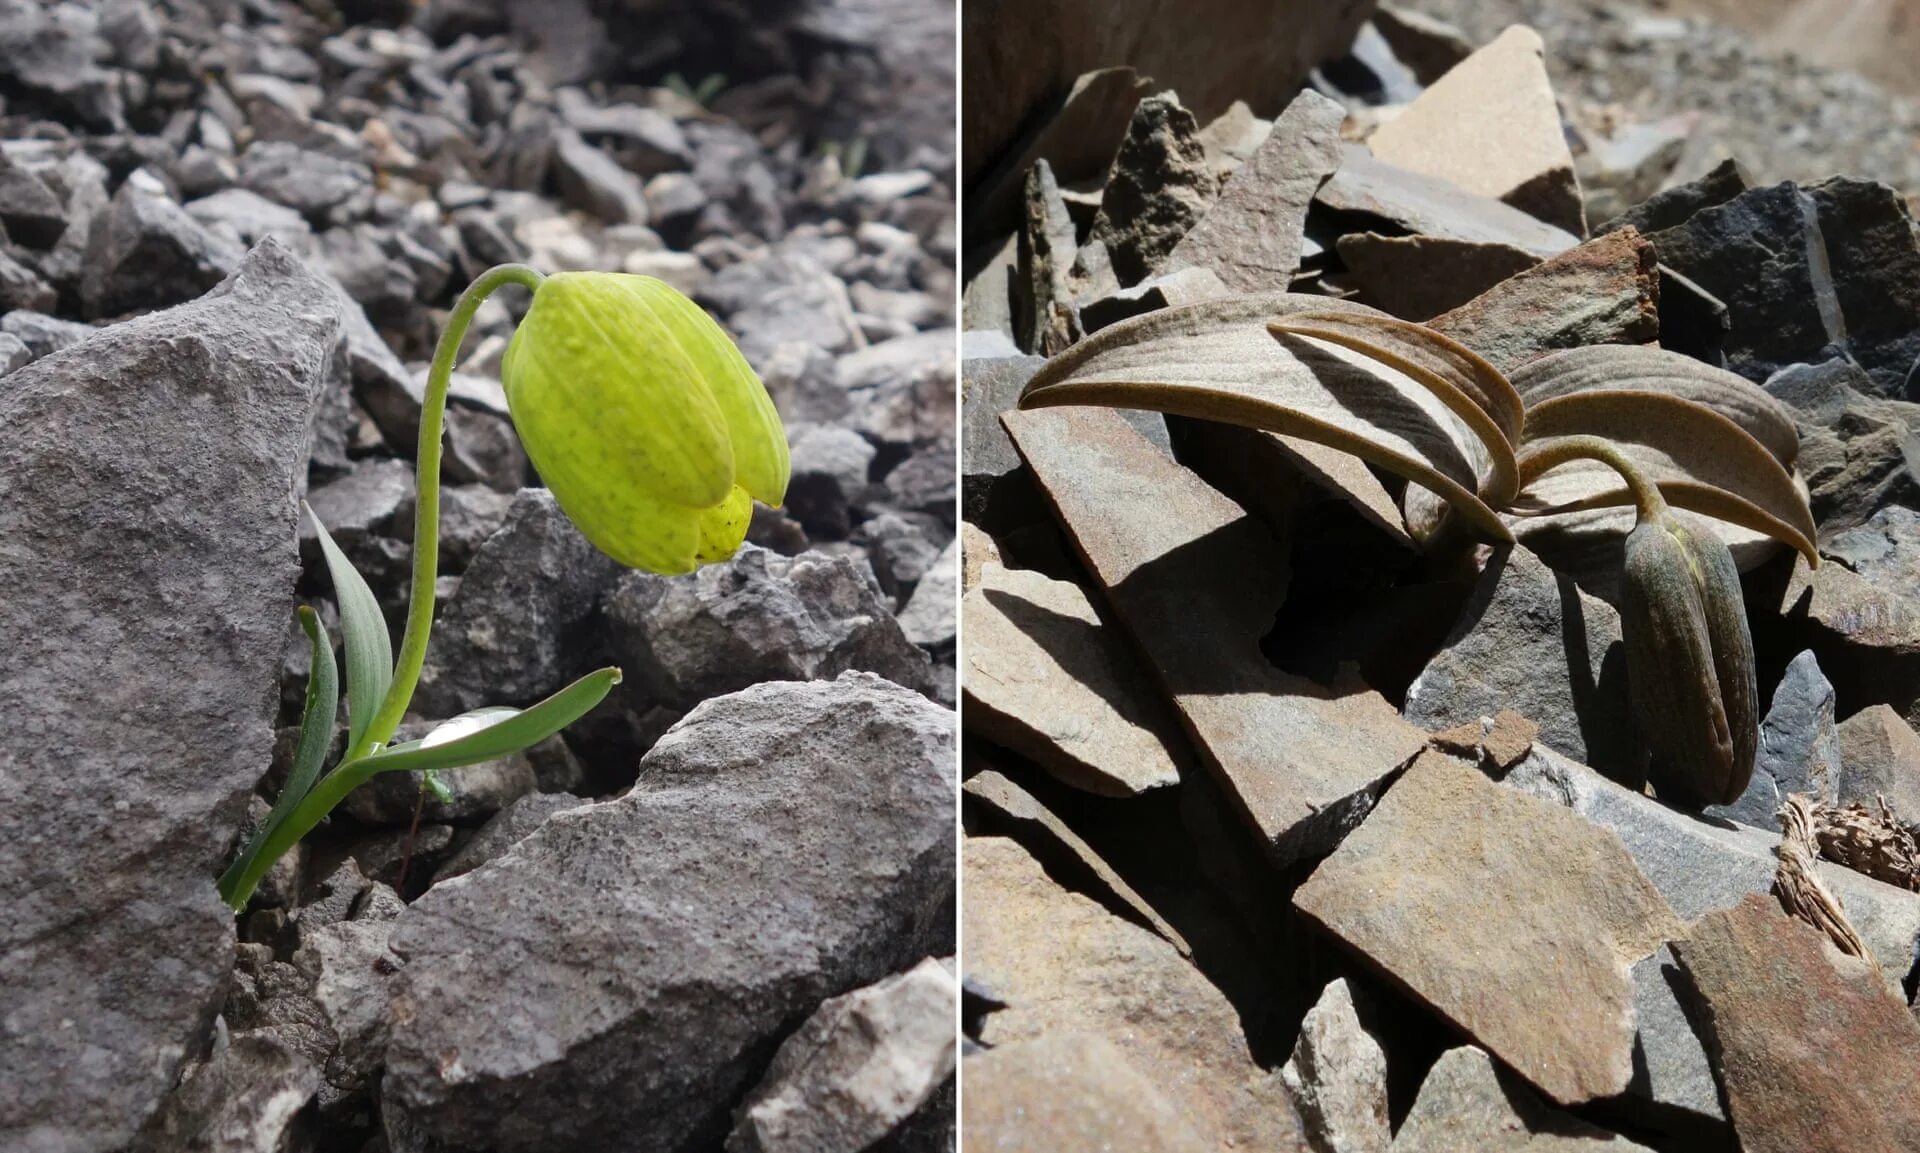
[1523,434,1669,524]
[354,263,545,759]
[220,754,389,912]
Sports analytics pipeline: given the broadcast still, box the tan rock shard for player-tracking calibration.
[1294,751,1684,1106]
[961,563,1185,796]
[961,1034,1212,1153]
[1393,1046,1655,1151]
[963,836,1308,1151]
[1366,25,1585,235]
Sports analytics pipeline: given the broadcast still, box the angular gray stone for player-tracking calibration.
[293,899,404,1106]
[81,170,245,319]
[1091,93,1216,285]
[1624,944,1724,1132]
[2,308,94,359]
[0,149,69,248]
[598,544,932,746]
[1505,743,1920,991]
[0,246,55,312]
[1317,146,1578,259]
[238,141,372,224]
[1709,649,1842,829]
[1404,545,1636,780]
[432,791,591,884]
[960,354,1045,520]
[1836,704,1920,825]
[897,537,957,648]
[554,127,649,224]
[1280,979,1390,1153]
[413,488,623,717]
[0,239,340,1152]
[383,674,955,1152]
[1765,361,1920,538]
[727,957,957,1153]
[129,1034,319,1153]
[339,718,537,827]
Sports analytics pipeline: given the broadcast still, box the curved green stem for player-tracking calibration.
[354,263,545,759]
[220,754,391,912]
[1523,435,1669,524]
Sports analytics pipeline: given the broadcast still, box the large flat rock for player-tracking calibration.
[1672,895,1920,1153]
[963,835,1307,1151]
[960,1033,1212,1153]
[0,239,337,1152]
[1005,406,1428,865]
[383,673,955,1152]
[1295,752,1684,1106]
[1393,1046,1654,1152]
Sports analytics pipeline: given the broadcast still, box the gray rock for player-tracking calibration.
[1316,146,1578,259]
[1077,265,1231,334]
[0,247,55,311]
[1836,704,1920,825]
[293,901,403,1106]
[314,225,415,322]
[1505,743,1920,993]
[0,149,67,247]
[0,0,123,127]
[383,674,956,1152]
[433,791,592,883]
[785,424,877,541]
[339,718,537,827]
[1762,360,1920,537]
[301,455,414,552]
[1625,944,1725,1132]
[129,1033,319,1153]
[858,512,945,601]
[413,488,623,717]
[1404,545,1637,781]
[1645,177,1920,396]
[296,858,371,940]
[556,89,692,175]
[81,170,245,319]
[1709,650,1842,829]
[728,957,957,1153]
[0,239,339,1151]
[0,331,32,375]
[441,405,529,493]
[392,482,516,575]
[897,537,957,649]
[185,188,314,251]
[553,127,649,224]
[703,251,863,365]
[1281,979,1390,1153]
[886,439,958,525]
[1827,505,1920,591]
[843,329,957,447]
[238,141,373,225]
[960,354,1045,521]
[350,824,457,889]
[2,309,93,358]
[597,545,932,749]
[1091,93,1217,285]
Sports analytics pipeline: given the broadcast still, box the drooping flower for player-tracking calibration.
[501,272,789,573]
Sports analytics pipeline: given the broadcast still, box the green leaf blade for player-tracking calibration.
[305,502,394,755]
[351,667,622,777]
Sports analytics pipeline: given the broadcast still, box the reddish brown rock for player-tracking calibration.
[1671,894,1920,1153]
[1429,229,1660,376]
[1294,751,1684,1106]
[1336,232,1539,322]
[1004,406,1430,865]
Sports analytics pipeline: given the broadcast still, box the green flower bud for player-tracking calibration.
[1619,513,1758,808]
[501,272,790,574]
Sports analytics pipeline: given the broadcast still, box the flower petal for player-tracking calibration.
[693,484,754,566]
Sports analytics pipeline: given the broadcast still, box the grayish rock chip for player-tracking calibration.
[383,673,956,1152]
[81,169,245,319]
[1709,649,1842,828]
[727,957,957,1153]
[0,238,340,1152]
[1281,979,1390,1153]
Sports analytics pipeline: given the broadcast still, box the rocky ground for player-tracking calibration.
[961,5,1920,1152]
[0,1,956,1151]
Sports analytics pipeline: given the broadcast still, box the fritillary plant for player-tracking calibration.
[218,266,790,911]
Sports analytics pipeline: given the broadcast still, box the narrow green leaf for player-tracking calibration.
[350,668,622,777]
[305,501,393,754]
[218,605,339,909]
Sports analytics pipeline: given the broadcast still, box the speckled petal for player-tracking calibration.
[693,485,753,566]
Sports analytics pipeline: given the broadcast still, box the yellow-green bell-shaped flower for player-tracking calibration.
[501,272,790,574]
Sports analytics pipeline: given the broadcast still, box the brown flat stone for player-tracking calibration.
[1670,894,1920,1153]
[962,563,1185,796]
[961,1033,1212,1153]
[1394,1046,1655,1152]
[1336,232,1540,322]
[1003,406,1430,865]
[1366,25,1585,235]
[1429,228,1659,375]
[963,836,1308,1151]
[963,768,1190,954]
[1163,90,1345,292]
[1294,751,1685,1105]
[1318,146,1578,259]
[959,522,1001,593]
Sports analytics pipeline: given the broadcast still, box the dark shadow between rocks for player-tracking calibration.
[1557,567,1641,786]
